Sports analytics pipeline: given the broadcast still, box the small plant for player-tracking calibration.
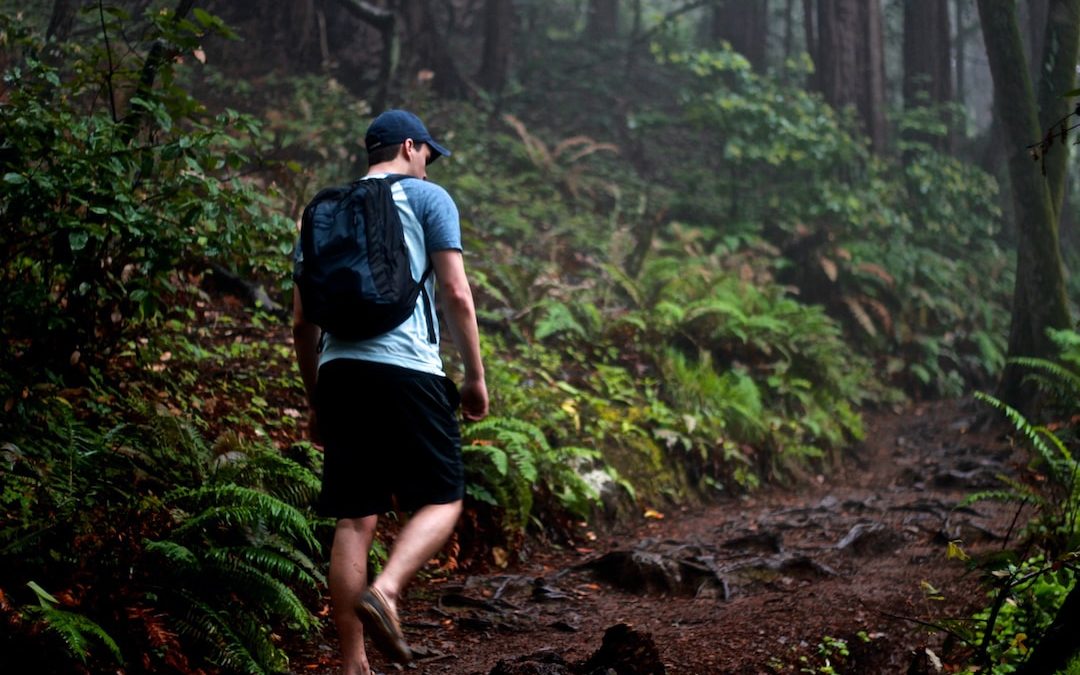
[954,329,1080,673]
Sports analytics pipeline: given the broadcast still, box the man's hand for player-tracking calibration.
[306,405,322,445]
[460,376,489,422]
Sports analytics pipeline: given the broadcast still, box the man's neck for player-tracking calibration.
[367,160,414,178]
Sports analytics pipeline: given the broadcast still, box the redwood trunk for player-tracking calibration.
[710,0,770,72]
[477,0,515,94]
[902,0,953,151]
[977,0,1073,408]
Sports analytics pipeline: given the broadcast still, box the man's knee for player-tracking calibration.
[334,515,378,544]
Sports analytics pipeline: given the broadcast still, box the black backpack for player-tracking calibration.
[294,174,435,342]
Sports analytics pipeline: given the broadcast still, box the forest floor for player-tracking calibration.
[286,392,1022,674]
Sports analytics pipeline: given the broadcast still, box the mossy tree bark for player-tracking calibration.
[1035,0,1080,218]
[977,0,1075,409]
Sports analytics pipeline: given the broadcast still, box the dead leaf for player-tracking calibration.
[193,47,206,64]
[644,508,665,519]
[819,256,838,282]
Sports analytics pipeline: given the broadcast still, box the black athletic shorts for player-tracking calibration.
[314,359,463,519]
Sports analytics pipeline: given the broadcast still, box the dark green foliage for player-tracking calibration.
[0,393,325,673]
[0,9,294,384]
[955,330,1080,672]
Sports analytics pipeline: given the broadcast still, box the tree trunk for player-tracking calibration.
[1014,580,1080,675]
[816,0,858,112]
[477,0,515,94]
[1035,0,1080,218]
[784,0,796,62]
[118,0,196,141]
[710,0,770,72]
[1026,0,1051,83]
[903,0,953,150]
[335,0,397,110]
[856,0,888,152]
[955,0,967,107]
[399,0,468,99]
[977,0,1073,408]
[817,0,886,152]
[46,0,77,42]
[585,0,619,40]
[803,0,817,87]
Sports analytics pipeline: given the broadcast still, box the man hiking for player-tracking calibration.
[292,109,488,674]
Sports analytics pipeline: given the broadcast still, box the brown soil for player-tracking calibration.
[293,399,1025,675]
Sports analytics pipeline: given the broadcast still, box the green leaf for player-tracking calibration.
[68,232,89,252]
[3,172,26,185]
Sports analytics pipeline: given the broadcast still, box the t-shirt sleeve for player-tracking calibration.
[406,181,462,253]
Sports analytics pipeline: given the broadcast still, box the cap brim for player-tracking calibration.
[426,139,451,164]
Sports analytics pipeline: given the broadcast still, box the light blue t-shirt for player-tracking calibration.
[305,175,462,376]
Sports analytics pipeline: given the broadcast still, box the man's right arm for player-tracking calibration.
[292,287,322,440]
[432,249,488,421]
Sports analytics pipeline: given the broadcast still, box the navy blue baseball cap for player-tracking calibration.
[365,109,451,163]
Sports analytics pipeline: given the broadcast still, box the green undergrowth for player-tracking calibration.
[0,385,328,673]
[935,329,1080,673]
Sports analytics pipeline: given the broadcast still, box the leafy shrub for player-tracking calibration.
[0,392,325,673]
[0,9,295,384]
[953,330,1080,672]
[643,45,1009,397]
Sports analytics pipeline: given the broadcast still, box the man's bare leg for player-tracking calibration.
[369,500,462,614]
[329,516,378,675]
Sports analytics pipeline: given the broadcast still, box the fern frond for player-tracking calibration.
[973,392,1069,480]
[1008,356,1080,394]
[172,593,264,674]
[144,540,200,571]
[219,451,322,508]
[215,546,321,597]
[463,443,510,476]
[170,484,319,552]
[23,603,123,665]
[600,262,643,307]
[958,490,1040,509]
[201,550,315,629]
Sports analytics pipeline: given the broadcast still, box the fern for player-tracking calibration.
[172,592,269,675]
[974,392,1074,481]
[170,484,320,552]
[1009,355,1080,400]
[24,582,123,666]
[201,550,314,629]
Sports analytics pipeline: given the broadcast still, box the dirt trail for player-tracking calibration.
[297,400,1021,674]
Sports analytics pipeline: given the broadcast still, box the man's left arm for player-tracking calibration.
[432,249,488,421]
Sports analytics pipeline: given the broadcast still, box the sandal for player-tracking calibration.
[356,586,412,664]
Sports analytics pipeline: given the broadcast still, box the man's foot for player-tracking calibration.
[355,586,412,664]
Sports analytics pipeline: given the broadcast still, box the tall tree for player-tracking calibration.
[477,0,515,94]
[1035,0,1080,218]
[903,0,953,150]
[855,0,887,152]
[803,0,816,68]
[708,0,769,72]
[977,0,1076,408]
[335,0,397,111]
[815,0,887,151]
[955,0,967,106]
[45,0,77,43]
[399,0,467,99]
[585,0,618,39]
